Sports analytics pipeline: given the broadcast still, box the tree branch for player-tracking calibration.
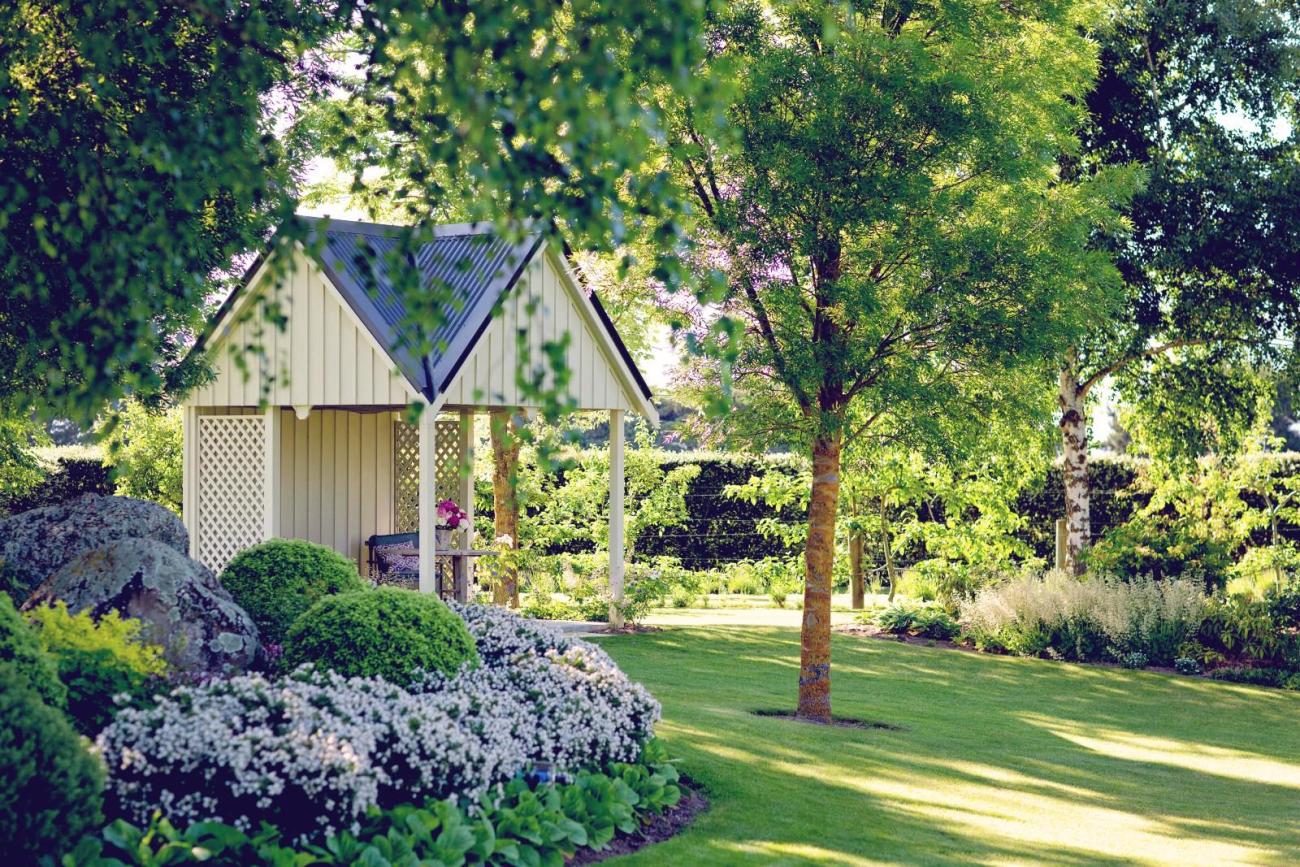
[1078,336,1214,398]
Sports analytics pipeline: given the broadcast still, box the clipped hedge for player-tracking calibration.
[1,455,113,517]
[219,539,366,645]
[634,453,807,568]
[282,588,477,684]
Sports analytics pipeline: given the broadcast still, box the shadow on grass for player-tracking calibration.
[596,625,1300,865]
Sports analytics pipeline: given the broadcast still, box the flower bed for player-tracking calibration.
[72,741,686,866]
[95,605,662,844]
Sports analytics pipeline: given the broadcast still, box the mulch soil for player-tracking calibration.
[568,783,709,864]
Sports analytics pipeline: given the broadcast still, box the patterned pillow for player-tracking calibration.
[374,544,419,574]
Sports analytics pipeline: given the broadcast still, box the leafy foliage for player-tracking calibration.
[0,452,114,518]
[26,601,167,735]
[98,402,183,514]
[0,665,104,863]
[0,590,66,708]
[0,0,345,421]
[871,603,960,641]
[220,539,366,645]
[282,588,478,684]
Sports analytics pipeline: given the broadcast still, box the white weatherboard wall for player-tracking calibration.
[439,247,635,411]
[192,407,399,571]
[188,247,416,408]
[276,408,397,571]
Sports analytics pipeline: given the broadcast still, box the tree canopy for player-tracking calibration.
[657,0,1133,720]
[1056,0,1300,571]
[1,0,717,424]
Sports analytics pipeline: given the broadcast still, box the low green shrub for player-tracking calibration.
[1208,665,1293,688]
[873,602,960,641]
[0,666,105,862]
[1174,657,1202,675]
[98,401,183,514]
[1118,650,1148,670]
[1196,596,1282,665]
[0,591,66,709]
[220,539,367,645]
[282,588,477,684]
[893,570,941,602]
[27,602,167,734]
[71,742,683,866]
[520,592,582,621]
[669,586,697,608]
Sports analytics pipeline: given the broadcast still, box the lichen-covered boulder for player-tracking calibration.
[0,494,188,601]
[25,539,259,676]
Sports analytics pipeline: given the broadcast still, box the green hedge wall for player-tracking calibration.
[1,458,113,516]
[1014,457,1144,560]
[636,453,806,567]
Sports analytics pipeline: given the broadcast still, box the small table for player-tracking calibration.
[387,546,492,603]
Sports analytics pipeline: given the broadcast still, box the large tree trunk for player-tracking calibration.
[1058,365,1090,575]
[799,430,842,723]
[490,410,521,607]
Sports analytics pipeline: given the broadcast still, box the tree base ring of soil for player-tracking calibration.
[569,782,709,864]
[751,708,903,731]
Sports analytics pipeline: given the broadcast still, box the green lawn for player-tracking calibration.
[595,627,1300,866]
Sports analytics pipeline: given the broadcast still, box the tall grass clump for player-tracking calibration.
[961,572,1206,665]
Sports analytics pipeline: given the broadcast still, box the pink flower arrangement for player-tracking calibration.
[436,498,467,528]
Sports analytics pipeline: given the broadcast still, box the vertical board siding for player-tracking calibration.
[188,248,415,408]
[440,250,635,411]
[263,409,397,571]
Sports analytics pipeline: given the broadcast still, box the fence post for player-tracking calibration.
[1054,518,1067,572]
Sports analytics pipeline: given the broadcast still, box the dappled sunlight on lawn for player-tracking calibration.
[1026,716,1300,791]
[602,626,1300,865]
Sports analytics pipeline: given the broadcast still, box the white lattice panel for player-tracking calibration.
[394,419,466,545]
[394,420,419,532]
[196,416,266,571]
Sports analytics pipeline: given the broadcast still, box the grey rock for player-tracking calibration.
[25,538,259,676]
[0,494,188,601]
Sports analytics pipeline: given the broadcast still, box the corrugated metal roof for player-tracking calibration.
[192,215,655,409]
[302,216,541,400]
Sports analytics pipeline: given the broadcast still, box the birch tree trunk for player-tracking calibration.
[798,429,842,723]
[490,409,521,607]
[1058,364,1090,575]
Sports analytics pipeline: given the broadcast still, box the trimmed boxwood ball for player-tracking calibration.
[0,667,104,862]
[282,588,477,685]
[219,539,367,644]
[0,591,65,709]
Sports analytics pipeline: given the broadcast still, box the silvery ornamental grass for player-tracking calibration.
[961,571,1206,663]
[95,606,659,843]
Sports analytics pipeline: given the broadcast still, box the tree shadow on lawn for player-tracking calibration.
[596,626,1300,865]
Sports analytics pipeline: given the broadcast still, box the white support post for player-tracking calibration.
[608,409,625,628]
[182,406,198,557]
[263,407,281,541]
[459,408,475,557]
[418,405,439,593]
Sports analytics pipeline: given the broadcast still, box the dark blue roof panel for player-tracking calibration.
[193,216,654,408]
[302,216,540,400]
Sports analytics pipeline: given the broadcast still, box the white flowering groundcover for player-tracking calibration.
[96,605,660,842]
